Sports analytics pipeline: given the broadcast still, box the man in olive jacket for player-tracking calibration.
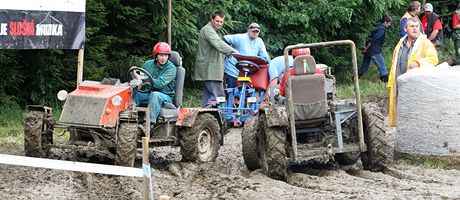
[195,11,238,107]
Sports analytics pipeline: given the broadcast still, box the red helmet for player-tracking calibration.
[292,48,311,57]
[153,42,171,57]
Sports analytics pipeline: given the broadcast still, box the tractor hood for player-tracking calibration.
[59,82,132,128]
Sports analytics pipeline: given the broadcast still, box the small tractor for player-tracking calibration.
[241,40,393,180]
[23,51,224,167]
[219,54,269,127]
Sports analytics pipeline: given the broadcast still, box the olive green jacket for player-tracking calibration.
[194,22,233,81]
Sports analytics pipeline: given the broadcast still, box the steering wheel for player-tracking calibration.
[128,67,154,93]
[235,60,259,74]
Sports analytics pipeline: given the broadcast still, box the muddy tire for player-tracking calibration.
[180,113,221,163]
[24,110,54,157]
[115,122,139,167]
[242,116,261,170]
[335,151,361,165]
[361,102,393,171]
[259,113,287,181]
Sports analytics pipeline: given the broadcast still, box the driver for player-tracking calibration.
[130,42,177,126]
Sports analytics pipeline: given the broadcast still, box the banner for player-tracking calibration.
[0,0,85,49]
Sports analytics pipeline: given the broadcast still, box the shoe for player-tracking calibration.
[380,75,388,83]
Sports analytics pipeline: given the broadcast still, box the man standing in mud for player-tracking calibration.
[195,11,239,108]
[387,17,438,127]
[223,22,270,88]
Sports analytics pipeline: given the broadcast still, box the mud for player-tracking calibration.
[1,125,460,199]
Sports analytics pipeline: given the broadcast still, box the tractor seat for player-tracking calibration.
[158,51,185,120]
[290,55,328,120]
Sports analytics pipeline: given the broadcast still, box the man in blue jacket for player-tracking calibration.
[223,23,270,88]
[359,15,392,83]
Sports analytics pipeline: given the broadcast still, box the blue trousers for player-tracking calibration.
[224,74,238,89]
[134,91,172,123]
[358,53,388,77]
[202,81,224,107]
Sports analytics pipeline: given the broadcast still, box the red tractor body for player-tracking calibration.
[59,82,132,127]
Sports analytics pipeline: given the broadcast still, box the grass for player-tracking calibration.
[396,156,460,170]
[0,101,25,143]
[337,78,387,99]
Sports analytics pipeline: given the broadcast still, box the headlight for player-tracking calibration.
[111,95,123,106]
[57,90,68,101]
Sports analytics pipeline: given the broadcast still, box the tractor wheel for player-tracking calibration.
[115,122,139,167]
[242,116,261,170]
[259,113,287,181]
[335,151,361,165]
[24,110,54,157]
[180,113,221,162]
[361,102,393,171]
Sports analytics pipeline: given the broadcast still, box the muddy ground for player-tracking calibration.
[1,118,460,200]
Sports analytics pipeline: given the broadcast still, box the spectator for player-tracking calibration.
[452,3,460,62]
[131,42,176,125]
[223,23,270,88]
[421,3,444,60]
[387,17,438,127]
[279,55,324,97]
[195,11,239,108]
[400,1,423,37]
[268,48,310,89]
[358,15,392,83]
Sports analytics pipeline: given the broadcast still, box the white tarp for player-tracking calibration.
[396,64,460,156]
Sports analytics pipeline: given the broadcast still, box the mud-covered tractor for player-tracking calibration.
[24,51,224,167]
[241,40,393,180]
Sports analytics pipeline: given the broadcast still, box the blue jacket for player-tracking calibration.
[366,22,387,56]
[224,33,270,78]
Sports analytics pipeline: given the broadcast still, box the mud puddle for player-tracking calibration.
[1,127,460,199]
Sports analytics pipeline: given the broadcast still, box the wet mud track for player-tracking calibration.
[1,128,460,199]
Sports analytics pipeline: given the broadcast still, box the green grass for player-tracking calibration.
[337,78,387,99]
[0,101,25,143]
[182,87,203,108]
[397,157,460,170]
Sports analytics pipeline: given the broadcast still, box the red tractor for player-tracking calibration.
[24,51,224,166]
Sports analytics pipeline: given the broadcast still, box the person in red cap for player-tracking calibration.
[421,2,444,60]
[130,42,176,125]
[453,2,460,62]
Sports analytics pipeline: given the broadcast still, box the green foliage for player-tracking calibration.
[0,0,432,108]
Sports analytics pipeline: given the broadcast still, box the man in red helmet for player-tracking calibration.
[131,42,176,125]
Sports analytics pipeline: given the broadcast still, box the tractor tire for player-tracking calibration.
[180,113,221,163]
[335,151,361,165]
[361,102,393,171]
[259,113,287,181]
[24,110,54,157]
[115,122,139,167]
[242,116,261,170]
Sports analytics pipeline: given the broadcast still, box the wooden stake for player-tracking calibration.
[142,137,153,200]
[77,48,84,86]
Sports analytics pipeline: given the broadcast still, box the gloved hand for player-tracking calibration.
[129,79,142,88]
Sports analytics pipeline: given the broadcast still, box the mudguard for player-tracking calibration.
[260,106,288,127]
[176,108,221,127]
